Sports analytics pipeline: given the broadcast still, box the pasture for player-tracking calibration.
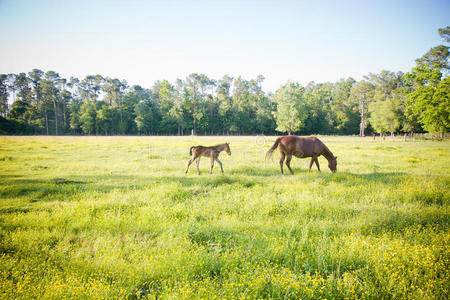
[0,135,449,299]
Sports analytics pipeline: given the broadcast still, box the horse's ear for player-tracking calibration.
[334,156,338,159]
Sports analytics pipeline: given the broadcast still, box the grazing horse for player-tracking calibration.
[266,136,337,174]
[185,143,231,175]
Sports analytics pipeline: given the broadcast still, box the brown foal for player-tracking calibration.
[185,143,231,175]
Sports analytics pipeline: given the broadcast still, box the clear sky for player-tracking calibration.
[0,0,448,92]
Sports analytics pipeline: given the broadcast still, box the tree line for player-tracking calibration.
[0,27,448,137]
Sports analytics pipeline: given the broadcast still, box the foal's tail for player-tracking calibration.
[265,137,282,160]
[189,146,196,156]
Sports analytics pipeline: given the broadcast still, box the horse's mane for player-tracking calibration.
[212,143,228,149]
[322,144,335,160]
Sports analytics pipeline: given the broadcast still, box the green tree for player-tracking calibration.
[303,82,334,134]
[195,74,215,134]
[232,76,254,133]
[365,70,408,136]
[249,75,275,134]
[405,76,449,137]
[97,104,121,135]
[273,82,307,135]
[6,74,17,103]
[170,79,187,135]
[439,26,450,43]
[368,97,401,136]
[27,69,46,132]
[102,78,128,133]
[158,80,178,134]
[185,73,203,135]
[79,75,103,100]
[415,45,449,72]
[42,71,62,135]
[79,99,97,135]
[330,78,358,134]
[126,85,156,134]
[69,98,82,134]
[350,81,374,136]
[216,75,234,134]
[67,77,80,99]
[404,26,449,138]
[8,98,30,122]
[431,77,450,133]
[8,73,34,129]
[390,86,420,133]
[0,74,8,117]
[14,73,33,104]
[28,69,44,101]
[134,100,154,134]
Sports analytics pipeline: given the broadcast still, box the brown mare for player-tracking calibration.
[266,136,337,174]
[185,143,231,175]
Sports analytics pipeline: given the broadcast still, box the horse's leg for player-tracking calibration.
[196,157,201,175]
[215,157,224,173]
[209,155,215,174]
[185,154,196,174]
[279,152,285,174]
[309,157,314,172]
[285,154,294,175]
[185,159,193,174]
[314,156,321,172]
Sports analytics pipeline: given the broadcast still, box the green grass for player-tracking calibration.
[0,135,449,299]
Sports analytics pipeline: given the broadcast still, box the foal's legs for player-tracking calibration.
[209,155,215,174]
[279,152,285,174]
[185,155,196,174]
[215,157,224,173]
[196,157,201,175]
[285,154,294,175]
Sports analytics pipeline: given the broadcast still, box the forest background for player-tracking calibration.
[0,27,448,138]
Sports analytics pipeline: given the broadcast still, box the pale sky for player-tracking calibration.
[0,0,448,92]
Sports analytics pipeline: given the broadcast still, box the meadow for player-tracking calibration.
[0,135,449,299]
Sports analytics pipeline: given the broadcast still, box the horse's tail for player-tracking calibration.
[189,146,196,156]
[266,137,282,160]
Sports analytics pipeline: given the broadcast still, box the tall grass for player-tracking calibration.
[0,136,449,299]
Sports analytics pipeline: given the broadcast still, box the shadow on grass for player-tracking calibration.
[0,173,260,197]
[0,170,409,202]
[1,169,439,205]
[0,174,22,179]
[360,209,449,235]
[229,166,279,177]
[321,171,408,186]
[0,207,32,214]
[154,175,258,188]
[0,176,88,203]
[229,165,408,186]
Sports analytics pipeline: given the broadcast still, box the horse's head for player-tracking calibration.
[328,156,337,173]
[225,142,231,155]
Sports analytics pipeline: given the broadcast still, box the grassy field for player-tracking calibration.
[0,135,449,299]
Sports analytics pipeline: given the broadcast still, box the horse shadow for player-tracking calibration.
[155,175,258,188]
[0,176,88,207]
[333,171,408,185]
[228,166,276,177]
[0,169,414,206]
[228,165,410,187]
